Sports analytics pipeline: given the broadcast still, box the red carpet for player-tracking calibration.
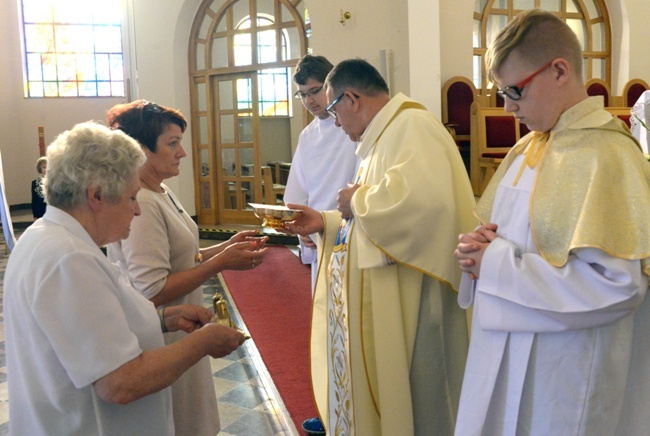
[221,245,317,431]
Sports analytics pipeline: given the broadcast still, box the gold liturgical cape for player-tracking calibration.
[477,97,650,275]
[312,94,476,435]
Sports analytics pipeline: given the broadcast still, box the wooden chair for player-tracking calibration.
[267,161,291,185]
[489,84,505,108]
[222,168,248,209]
[442,76,478,148]
[585,78,612,107]
[261,165,285,205]
[470,102,525,195]
[623,78,650,107]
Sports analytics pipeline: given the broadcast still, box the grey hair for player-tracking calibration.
[44,122,145,210]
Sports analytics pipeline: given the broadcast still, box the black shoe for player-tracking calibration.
[302,417,326,435]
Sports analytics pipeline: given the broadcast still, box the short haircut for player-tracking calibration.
[293,55,334,85]
[486,9,583,83]
[45,122,145,210]
[106,100,187,153]
[325,58,389,97]
[36,156,48,174]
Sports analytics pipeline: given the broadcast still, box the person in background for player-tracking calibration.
[284,54,358,290]
[31,156,47,219]
[454,9,650,434]
[4,122,246,435]
[106,100,268,436]
[285,58,476,435]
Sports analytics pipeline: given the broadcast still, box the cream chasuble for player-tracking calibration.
[312,93,476,435]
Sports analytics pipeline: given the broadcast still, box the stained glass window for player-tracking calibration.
[21,0,125,98]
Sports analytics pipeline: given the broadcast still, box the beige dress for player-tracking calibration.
[107,185,220,436]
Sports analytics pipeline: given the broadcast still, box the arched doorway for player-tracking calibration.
[189,0,310,225]
[472,0,612,92]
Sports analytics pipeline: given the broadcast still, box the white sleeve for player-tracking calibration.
[34,251,143,388]
[475,237,647,332]
[283,146,309,205]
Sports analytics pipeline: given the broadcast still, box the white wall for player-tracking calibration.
[129,0,201,210]
[305,0,410,96]
[616,0,650,91]
[2,0,650,214]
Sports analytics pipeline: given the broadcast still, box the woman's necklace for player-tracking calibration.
[139,177,202,263]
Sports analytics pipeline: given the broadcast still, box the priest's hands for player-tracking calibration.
[338,183,360,219]
[299,235,317,248]
[455,223,499,280]
[283,204,324,236]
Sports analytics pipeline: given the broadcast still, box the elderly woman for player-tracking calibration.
[106,100,268,435]
[4,122,245,435]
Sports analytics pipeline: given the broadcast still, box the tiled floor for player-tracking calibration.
[0,212,299,436]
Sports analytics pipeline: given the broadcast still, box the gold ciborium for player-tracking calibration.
[212,292,251,340]
[249,203,302,229]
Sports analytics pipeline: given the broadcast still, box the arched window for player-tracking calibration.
[20,0,125,98]
[472,0,611,92]
[234,15,290,116]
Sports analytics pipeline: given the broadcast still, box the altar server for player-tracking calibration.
[454,9,650,435]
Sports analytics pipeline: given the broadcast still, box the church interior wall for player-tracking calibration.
[0,0,648,214]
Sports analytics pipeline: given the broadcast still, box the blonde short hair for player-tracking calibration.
[486,9,583,83]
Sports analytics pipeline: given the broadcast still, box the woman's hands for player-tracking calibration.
[201,230,268,258]
[200,230,269,272]
[163,304,212,333]
[225,230,269,250]
[94,310,246,404]
[163,304,247,357]
[214,240,269,271]
[198,323,247,358]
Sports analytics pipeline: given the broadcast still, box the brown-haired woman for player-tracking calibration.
[106,100,268,435]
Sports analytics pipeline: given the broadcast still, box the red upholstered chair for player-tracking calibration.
[485,117,516,152]
[605,108,633,130]
[623,79,650,107]
[489,84,505,108]
[585,78,612,107]
[470,103,525,195]
[442,76,478,149]
[619,115,632,128]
